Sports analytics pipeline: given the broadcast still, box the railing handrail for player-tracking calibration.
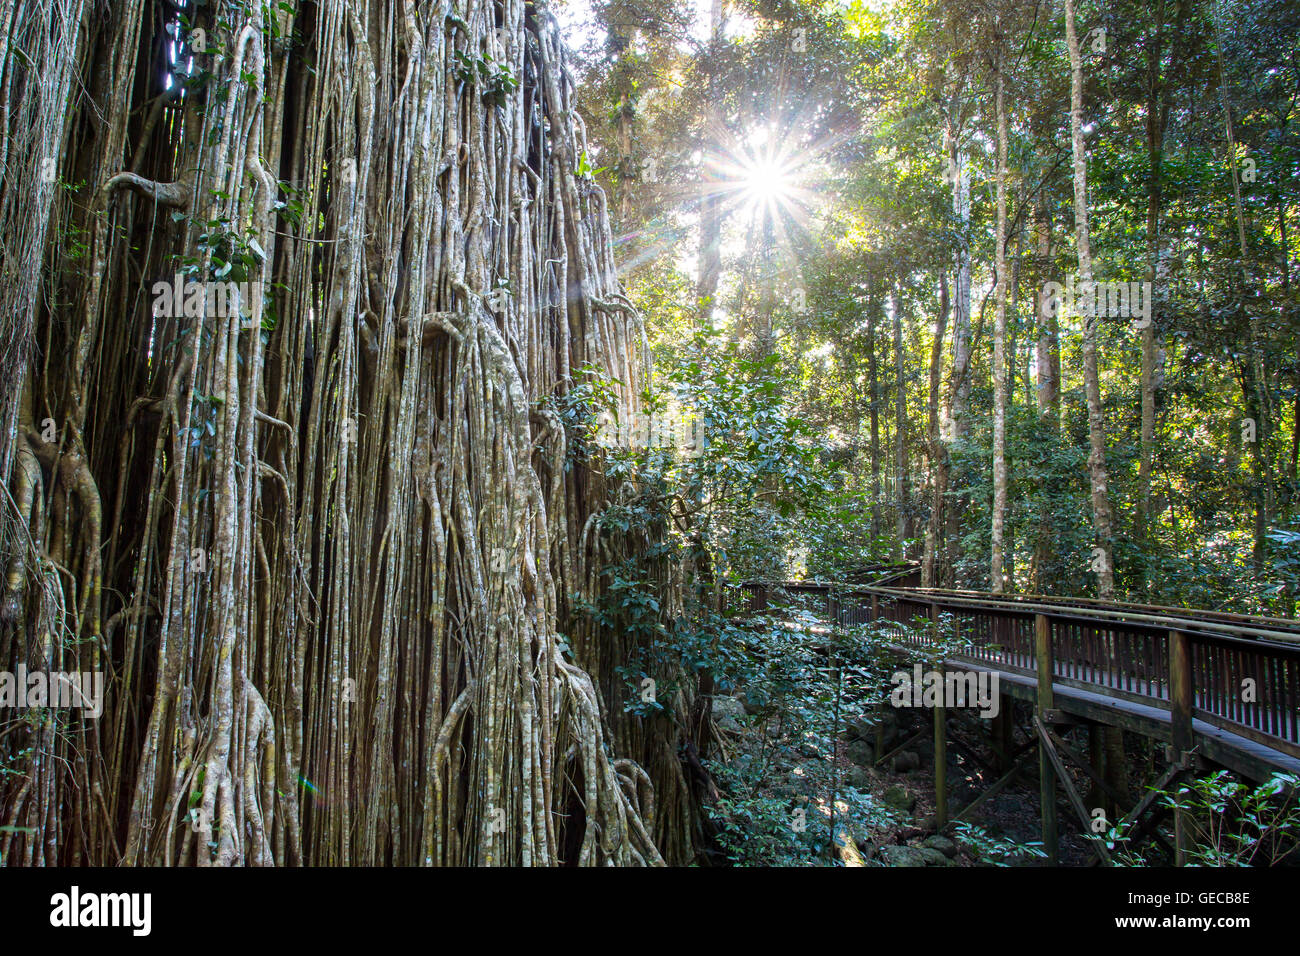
[742,579,1300,647]
[737,576,1300,766]
[896,585,1300,633]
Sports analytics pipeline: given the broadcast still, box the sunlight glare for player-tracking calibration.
[739,155,797,214]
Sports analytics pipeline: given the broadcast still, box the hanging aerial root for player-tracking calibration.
[0,0,688,867]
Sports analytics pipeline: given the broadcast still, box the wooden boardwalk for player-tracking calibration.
[739,568,1300,863]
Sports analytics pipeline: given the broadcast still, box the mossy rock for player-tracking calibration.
[882,784,917,813]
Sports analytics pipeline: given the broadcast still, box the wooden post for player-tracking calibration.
[1000,693,1014,770]
[1169,629,1194,865]
[990,693,1014,772]
[874,589,885,752]
[935,701,948,826]
[989,706,1003,771]
[1035,717,1112,865]
[1168,630,1193,755]
[932,603,947,826]
[1088,722,1105,818]
[1035,613,1058,864]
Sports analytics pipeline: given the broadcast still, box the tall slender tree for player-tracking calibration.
[1064,0,1117,599]
[991,59,1010,593]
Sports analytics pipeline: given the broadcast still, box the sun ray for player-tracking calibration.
[704,127,821,232]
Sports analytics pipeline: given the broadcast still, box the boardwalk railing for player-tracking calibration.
[739,579,1300,766]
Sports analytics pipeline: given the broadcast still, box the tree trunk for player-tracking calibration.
[1216,18,1275,579]
[696,0,727,317]
[991,66,1009,594]
[1138,0,1183,599]
[1033,194,1061,591]
[944,116,973,588]
[892,284,911,552]
[869,296,883,539]
[1066,0,1127,806]
[923,274,952,587]
[1065,0,1116,599]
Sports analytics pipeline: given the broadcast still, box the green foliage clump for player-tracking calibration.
[1107,771,1300,867]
